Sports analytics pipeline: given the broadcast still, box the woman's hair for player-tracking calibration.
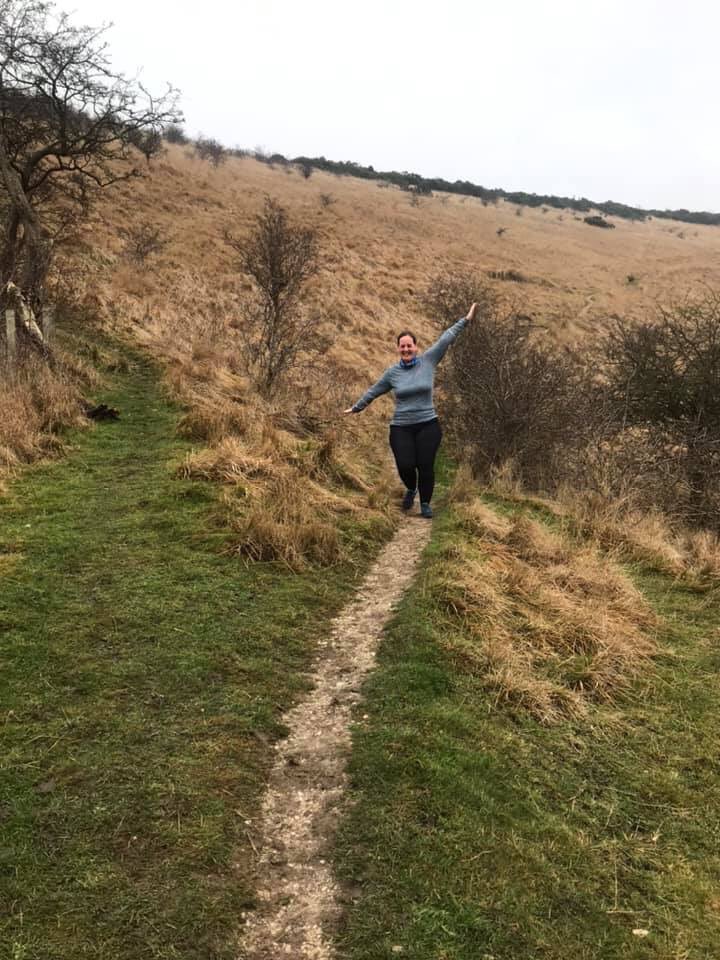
[396,330,417,345]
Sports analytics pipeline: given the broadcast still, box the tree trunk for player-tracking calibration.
[0,132,51,306]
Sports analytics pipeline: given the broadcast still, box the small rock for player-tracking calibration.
[632,929,650,938]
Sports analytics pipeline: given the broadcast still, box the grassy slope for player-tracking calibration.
[335,503,720,960]
[0,344,383,960]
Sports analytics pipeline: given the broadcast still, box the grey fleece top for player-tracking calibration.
[351,317,467,425]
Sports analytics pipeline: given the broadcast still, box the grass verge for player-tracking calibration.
[335,499,720,959]
[0,344,386,960]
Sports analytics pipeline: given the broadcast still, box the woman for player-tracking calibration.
[344,302,477,518]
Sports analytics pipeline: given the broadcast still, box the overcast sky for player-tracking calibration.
[66,0,719,211]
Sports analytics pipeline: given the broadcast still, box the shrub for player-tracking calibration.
[120,224,170,265]
[164,124,189,145]
[224,197,325,397]
[442,309,598,488]
[584,215,615,229]
[422,272,600,490]
[420,269,497,328]
[130,129,164,164]
[603,291,720,526]
[195,136,226,166]
[487,269,528,283]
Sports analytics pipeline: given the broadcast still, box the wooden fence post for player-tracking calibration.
[41,304,54,344]
[5,308,15,372]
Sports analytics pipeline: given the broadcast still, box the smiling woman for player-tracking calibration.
[344,302,477,518]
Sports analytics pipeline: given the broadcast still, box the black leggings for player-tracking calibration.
[389,418,443,504]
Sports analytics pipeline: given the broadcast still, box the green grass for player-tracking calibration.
[0,345,385,960]
[335,503,720,960]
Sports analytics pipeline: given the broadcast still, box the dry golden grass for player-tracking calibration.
[433,497,659,722]
[528,487,720,586]
[0,354,93,487]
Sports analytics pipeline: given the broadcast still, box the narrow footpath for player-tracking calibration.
[239,519,432,960]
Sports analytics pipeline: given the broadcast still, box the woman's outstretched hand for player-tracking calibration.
[466,302,478,322]
[343,407,355,414]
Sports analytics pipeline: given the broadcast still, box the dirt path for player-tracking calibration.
[238,517,433,959]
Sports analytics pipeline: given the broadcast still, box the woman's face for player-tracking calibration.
[397,335,418,363]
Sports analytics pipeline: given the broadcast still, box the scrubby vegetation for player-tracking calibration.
[584,214,615,228]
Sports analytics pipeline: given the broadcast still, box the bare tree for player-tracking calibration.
[0,0,180,344]
[225,197,325,397]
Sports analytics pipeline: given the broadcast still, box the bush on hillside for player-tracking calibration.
[420,270,497,328]
[225,197,326,398]
[129,129,164,165]
[195,136,226,166]
[439,306,600,489]
[120,223,170,265]
[487,269,529,283]
[584,215,615,229]
[164,124,189,145]
[603,292,720,526]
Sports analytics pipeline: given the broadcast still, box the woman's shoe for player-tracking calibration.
[402,488,417,511]
[420,502,433,519]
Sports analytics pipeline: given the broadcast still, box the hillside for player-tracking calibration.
[8,144,720,516]
[22,143,718,554]
[75,145,720,353]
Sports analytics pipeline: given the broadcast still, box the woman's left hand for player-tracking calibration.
[466,302,478,322]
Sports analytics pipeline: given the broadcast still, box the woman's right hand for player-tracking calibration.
[343,407,355,414]
[466,302,478,322]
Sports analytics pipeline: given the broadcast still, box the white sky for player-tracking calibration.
[66,0,720,211]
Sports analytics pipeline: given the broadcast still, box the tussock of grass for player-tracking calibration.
[229,470,341,567]
[179,418,385,566]
[177,398,253,443]
[181,435,279,486]
[432,498,658,721]
[0,354,90,481]
[540,487,720,585]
